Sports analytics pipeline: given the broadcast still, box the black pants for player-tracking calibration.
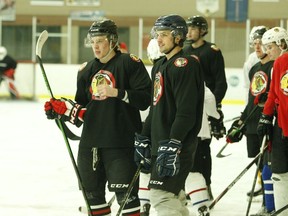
[191,138,212,186]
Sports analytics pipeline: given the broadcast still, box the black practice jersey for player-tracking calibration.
[183,41,227,104]
[241,60,274,134]
[75,51,151,148]
[0,55,17,74]
[142,50,204,155]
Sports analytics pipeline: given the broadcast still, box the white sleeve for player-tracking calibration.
[204,86,220,119]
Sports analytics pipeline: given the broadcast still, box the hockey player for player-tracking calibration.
[136,38,165,216]
[183,15,227,200]
[185,85,220,215]
[243,26,266,104]
[226,26,275,215]
[0,46,19,99]
[134,14,204,216]
[44,18,151,216]
[257,27,288,216]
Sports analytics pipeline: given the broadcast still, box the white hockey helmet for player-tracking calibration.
[262,27,288,46]
[147,38,164,63]
[0,46,7,60]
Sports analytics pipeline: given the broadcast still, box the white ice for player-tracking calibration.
[0,100,263,215]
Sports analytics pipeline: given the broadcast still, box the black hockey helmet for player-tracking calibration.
[88,19,118,42]
[153,14,187,40]
[152,14,187,46]
[186,15,208,36]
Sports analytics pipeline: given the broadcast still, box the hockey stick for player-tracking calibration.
[270,203,288,216]
[245,135,267,216]
[223,115,240,123]
[216,142,231,158]
[216,105,259,158]
[78,194,116,214]
[36,30,92,216]
[116,160,143,216]
[209,145,267,210]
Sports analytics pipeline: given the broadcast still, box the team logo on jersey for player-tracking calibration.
[174,57,188,67]
[153,71,163,105]
[90,70,115,100]
[130,54,141,62]
[250,71,268,96]
[78,62,88,72]
[211,45,220,51]
[280,71,288,95]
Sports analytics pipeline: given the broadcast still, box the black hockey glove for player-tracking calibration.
[226,119,245,143]
[257,113,273,139]
[156,139,182,177]
[48,98,85,127]
[134,133,151,172]
[209,106,226,140]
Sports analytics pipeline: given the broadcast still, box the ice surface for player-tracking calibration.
[0,100,262,215]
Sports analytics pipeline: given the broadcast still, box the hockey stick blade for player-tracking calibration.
[216,142,231,158]
[35,30,54,98]
[36,30,48,58]
[270,203,288,216]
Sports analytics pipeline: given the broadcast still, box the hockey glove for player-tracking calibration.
[156,139,182,177]
[257,114,273,139]
[134,133,151,171]
[209,106,226,140]
[226,119,245,143]
[44,101,58,119]
[49,98,86,126]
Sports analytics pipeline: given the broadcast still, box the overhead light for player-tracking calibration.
[30,0,64,6]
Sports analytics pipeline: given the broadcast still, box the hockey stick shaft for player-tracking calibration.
[223,115,240,123]
[209,146,266,210]
[216,105,259,158]
[271,203,288,216]
[245,135,267,216]
[36,30,92,216]
[116,161,143,216]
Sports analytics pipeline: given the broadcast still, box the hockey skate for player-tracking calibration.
[140,203,150,216]
[250,206,272,216]
[198,205,210,216]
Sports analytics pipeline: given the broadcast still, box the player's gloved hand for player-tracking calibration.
[209,106,226,140]
[156,139,182,177]
[257,114,273,139]
[44,101,59,119]
[134,133,151,171]
[226,119,245,143]
[3,68,15,80]
[254,93,268,107]
[49,98,85,126]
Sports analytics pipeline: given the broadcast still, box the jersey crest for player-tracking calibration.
[153,71,163,105]
[78,62,88,72]
[250,71,268,96]
[130,54,141,62]
[280,70,288,96]
[174,57,188,67]
[211,45,220,51]
[90,70,115,100]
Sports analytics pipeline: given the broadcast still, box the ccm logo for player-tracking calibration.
[149,180,163,185]
[159,146,178,152]
[110,184,129,188]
